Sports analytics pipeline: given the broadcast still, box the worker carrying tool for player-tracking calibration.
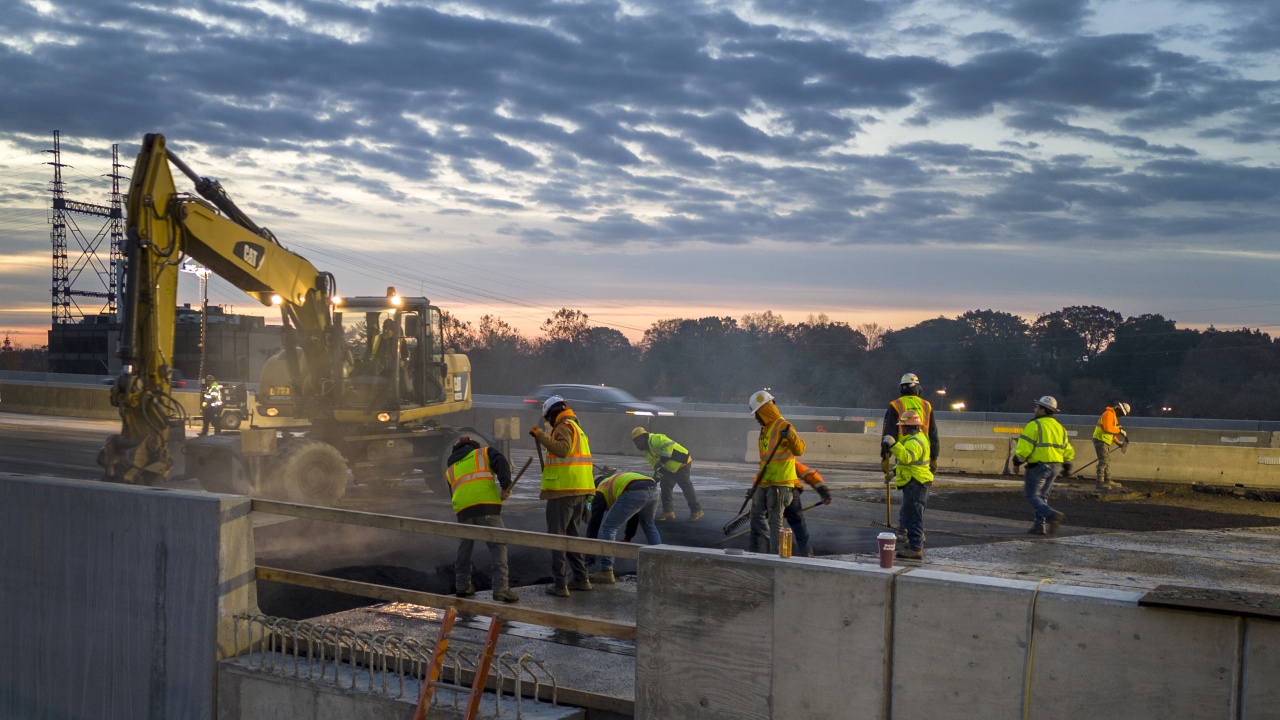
[199,375,223,437]
[585,467,662,585]
[530,395,596,598]
[747,390,806,553]
[631,427,703,522]
[786,461,833,557]
[1091,402,1130,490]
[444,436,519,604]
[881,409,932,559]
[1013,396,1075,536]
[881,373,941,477]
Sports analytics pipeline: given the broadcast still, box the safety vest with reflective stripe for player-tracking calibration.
[889,432,933,487]
[644,432,689,474]
[445,448,502,515]
[1016,417,1076,464]
[758,419,798,486]
[541,418,595,492]
[1092,407,1121,445]
[890,395,932,436]
[597,472,651,509]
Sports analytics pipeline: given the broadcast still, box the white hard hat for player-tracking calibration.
[1115,402,1130,416]
[542,395,567,416]
[748,390,775,413]
[1035,395,1059,413]
[900,373,920,387]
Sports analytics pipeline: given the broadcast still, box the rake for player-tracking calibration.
[717,501,822,544]
[722,426,790,535]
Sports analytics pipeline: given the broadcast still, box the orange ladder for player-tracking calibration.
[413,608,505,720]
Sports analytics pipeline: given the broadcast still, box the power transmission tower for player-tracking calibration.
[45,130,125,323]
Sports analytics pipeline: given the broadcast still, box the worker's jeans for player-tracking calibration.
[783,491,812,556]
[455,514,510,592]
[1025,462,1062,528]
[898,480,930,551]
[656,464,701,514]
[749,485,792,553]
[598,487,662,571]
[545,496,588,587]
[1093,439,1111,484]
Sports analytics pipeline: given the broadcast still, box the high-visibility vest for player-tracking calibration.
[596,472,651,509]
[889,432,933,487]
[1092,407,1121,445]
[202,383,222,409]
[645,432,689,473]
[890,396,932,436]
[541,418,595,492]
[758,419,797,486]
[445,448,502,515]
[1016,417,1076,464]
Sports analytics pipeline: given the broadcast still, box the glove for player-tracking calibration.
[880,456,891,475]
[816,483,833,505]
[528,426,543,438]
[1062,462,1073,476]
[881,434,896,447]
[929,458,938,473]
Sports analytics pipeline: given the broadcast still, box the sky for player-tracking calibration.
[1,0,1279,346]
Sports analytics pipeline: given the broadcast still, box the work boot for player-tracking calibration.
[1047,511,1066,535]
[546,584,570,598]
[589,569,616,584]
[687,510,705,522]
[492,588,520,603]
[568,575,593,592]
[455,583,475,598]
[656,510,676,521]
[896,547,924,560]
[1027,525,1046,536]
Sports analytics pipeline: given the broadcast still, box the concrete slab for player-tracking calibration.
[1244,619,1280,720]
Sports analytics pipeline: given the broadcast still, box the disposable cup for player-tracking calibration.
[877,532,896,569]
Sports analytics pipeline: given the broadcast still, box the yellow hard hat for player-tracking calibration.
[631,426,648,440]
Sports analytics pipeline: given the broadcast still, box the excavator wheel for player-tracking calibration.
[269,439,349,506]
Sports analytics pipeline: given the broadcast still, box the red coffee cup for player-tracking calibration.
[877,532,896,569]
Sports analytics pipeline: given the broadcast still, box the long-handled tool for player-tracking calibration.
[1064,441,1124,479]
[723,426,790,535]
[501,457,534,500]
[871,469,898,533]
[716,501,821,545]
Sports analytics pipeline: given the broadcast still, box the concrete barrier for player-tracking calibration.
[0,379,201,420]
[635,546,1279,720]
[0,474,256,719]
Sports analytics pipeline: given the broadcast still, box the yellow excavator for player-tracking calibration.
[98,133,477,504]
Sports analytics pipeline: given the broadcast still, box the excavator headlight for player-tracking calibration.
[389,294,402,307]
[265,407,279,417]
[376,412,392,422]
[270,294,283,306]
[330,295,343,306]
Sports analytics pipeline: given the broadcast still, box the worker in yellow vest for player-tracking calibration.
[747,390,806,553]
[1013,396,1075,535]
[881,409,933,559]
[1091,402,1129,490]
[530,395,596,597]
[631,427,702,522]
[881,373,941,477]
[585,468,662,584]
[444,436,519,603]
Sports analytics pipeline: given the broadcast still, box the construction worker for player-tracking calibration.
[444,436,519,604]
[199,375,223,436]
[1013,396,1075,535]
[786,461,833,557]
[747,390,806,553]
[585,467,662,584]
[881,373,941,478]
[631,427,703,522]
[1092,402,1130,489]
[881,409,932,559]
[530,395,595,597]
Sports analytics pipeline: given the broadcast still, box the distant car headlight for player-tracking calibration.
[657,411,675,416]
[627,410,654,416]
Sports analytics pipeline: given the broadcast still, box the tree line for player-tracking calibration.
[444,306,1280,419]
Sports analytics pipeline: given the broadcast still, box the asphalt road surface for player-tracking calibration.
[3,412,1278,618]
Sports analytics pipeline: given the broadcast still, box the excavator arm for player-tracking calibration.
[99,133,338,484]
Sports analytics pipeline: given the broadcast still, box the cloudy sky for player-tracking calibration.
[1,0,1279,345]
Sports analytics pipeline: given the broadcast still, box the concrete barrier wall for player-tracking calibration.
[0,379,201,420]
[0,475,256,719]
[636,546,1278,720]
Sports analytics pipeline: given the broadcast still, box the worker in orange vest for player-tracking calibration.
[786,461,833,557]
[1091,402,1129,490]
[881,373,941,477]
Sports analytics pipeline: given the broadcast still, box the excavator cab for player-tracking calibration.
[337,294,447,410]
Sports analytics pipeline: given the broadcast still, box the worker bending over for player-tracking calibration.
[585,468,662,584]
[1092,401,1129,490]
[748,390,806,553]
[881,373,941,478]
[631,427,703,522]
[881,409,933,559]
[445,436,519,603]
[786,461,833,557]
[530,395,596,597]
[1013,396,1074,535]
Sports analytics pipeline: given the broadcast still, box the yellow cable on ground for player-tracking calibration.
[1023,578,1053,720]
